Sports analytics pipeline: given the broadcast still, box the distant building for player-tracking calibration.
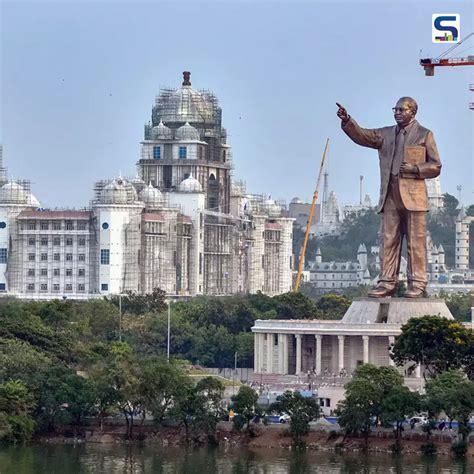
[0,72,294,299]
[304,244,372,293]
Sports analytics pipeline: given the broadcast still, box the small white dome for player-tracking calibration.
[290,197,303,204]
[130,174,146,193]
[139,183,163,208]
[151,120,173,140]
[28,194,41,207]
[179,174,203,193]
[263,198,281,217]
[100,178,137,204]
[175,122,200,141]
[0,181,27,204]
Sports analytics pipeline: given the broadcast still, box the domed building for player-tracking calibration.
[139,183,163,208]
[0,73,294,299]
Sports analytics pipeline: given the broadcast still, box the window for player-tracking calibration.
[66,269,72,277]
[28,222,36,230]
[28,238,35,246]
[40,283,47,292]
[53,237,60,246]
[53,268,60,276]
[65,221,74,230]
[28,253,35,261]
[78,254,85,262]
[27,283,35,291]
[0,248,7,264]
[66,254,73,261]
[100,249,110,265]
[40,222,49,230]
[102,222,109,230]
[179,146,187,159]
[66,238,73,246]
[41,237,48,246]
[153,146,161,159]
[101,283,108,291]
[78,238,86,246]
[40,253,48,261]
[0,222,6,229]
[53,284,60,291]
[77,222,87,231]
[65,284,72,291]
[77,284,85,292]
[53,253,60,261]
[28,268,35,276]
[0,283,5,291]
[40,268,48,276]
[78,268,85,277]
[53,222,61,230]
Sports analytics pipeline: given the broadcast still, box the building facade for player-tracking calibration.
[0,73,294,299]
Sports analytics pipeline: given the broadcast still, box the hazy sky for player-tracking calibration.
[1,0,473,209]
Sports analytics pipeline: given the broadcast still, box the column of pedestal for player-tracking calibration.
[277,334,284,374]
[315,334,322,375]
[258,333,264,373]
[295,334,302,375]
[254,333,259,372]
[267,334,273,374]
[283,334,289,375]
[362,335,369,364]
[338,335,345,372]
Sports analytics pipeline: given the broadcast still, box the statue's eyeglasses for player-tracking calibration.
[392,107,409,113]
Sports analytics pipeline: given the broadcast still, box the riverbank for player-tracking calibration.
[36,422,474,458]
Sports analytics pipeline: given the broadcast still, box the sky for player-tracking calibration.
[1,0,473,209]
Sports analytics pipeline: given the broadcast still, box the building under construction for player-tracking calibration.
[0,72,294,299]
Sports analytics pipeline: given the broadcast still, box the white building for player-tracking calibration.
[0,72,294,299]
[305,244,372,293]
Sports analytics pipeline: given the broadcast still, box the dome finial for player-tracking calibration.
[182,71,191,86]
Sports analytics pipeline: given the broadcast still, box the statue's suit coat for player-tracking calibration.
[341,118,441,211]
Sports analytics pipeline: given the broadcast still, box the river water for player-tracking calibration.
[0,444,471,473]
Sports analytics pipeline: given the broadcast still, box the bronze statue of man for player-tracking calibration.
[337,98,441,298]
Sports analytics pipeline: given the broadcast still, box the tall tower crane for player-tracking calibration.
[420,32,474,110]
[420,32,474,76]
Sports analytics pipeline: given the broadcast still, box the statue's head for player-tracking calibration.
[393,97,417,127]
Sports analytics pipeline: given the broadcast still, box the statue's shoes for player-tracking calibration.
[367,285,396,298]
[404,286,425,298]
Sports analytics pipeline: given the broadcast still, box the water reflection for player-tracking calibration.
[0,444,471,474]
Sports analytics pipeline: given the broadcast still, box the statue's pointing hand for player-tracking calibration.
[336,103,350,124]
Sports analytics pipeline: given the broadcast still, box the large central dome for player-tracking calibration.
[151,71,221,128]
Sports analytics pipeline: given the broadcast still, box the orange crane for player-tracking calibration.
[294,138,329,292]
[420,32,474,76]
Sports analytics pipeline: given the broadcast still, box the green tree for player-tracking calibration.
[0,380,36,443]
[335,378,380,445]
[269,391,320,446]
[391,316,474,379]
[335,364,403,445]
[231,385,258,431]
[314,294,351,319]
[380,385,420,448]
[440,292,473,323]
[193,377,226,443]
[273,292,318,319]
[425,370,474,443]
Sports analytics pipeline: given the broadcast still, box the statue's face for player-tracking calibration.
[393,99,416,127]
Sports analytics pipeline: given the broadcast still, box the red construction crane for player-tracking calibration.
[420,32,474,76]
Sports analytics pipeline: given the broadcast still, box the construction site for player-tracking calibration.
[0,72,294,300]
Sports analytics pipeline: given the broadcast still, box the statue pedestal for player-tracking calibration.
[342,297,453,324]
